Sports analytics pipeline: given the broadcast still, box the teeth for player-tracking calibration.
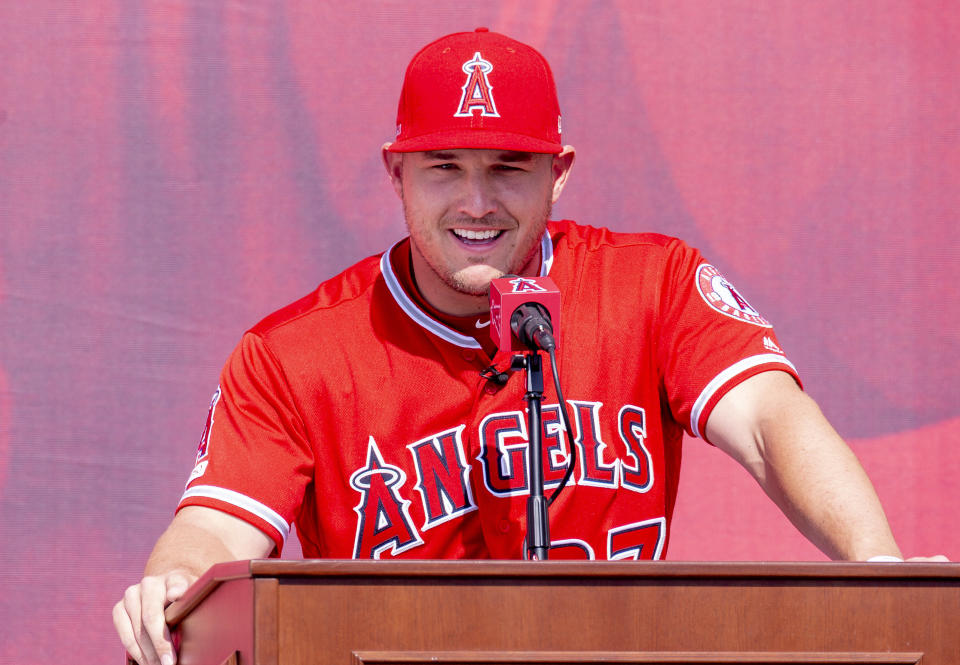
[453,229,501,241]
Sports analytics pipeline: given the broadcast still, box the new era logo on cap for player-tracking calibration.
[389,28,563,154]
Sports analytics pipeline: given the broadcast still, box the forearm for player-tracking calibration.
[707,371,901,561]
[753,391,900,560]
[145,522,233,581]
[145,506,275,579]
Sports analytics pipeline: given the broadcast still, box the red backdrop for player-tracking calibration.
[1,2,958,661]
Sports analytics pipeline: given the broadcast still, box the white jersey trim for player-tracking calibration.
[690,354,798,440]
[181,485,291,543]
[539,231,554,276]
[380,232,554,349]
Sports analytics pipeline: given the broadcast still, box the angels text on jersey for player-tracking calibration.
[346,400,665,561]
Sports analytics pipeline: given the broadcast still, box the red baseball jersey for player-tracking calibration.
[179,220,799,560]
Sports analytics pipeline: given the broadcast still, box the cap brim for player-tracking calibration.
[388,129,562,154]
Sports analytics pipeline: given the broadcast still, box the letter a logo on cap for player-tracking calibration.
[455,52,500,118]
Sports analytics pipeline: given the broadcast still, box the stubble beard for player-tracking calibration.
[403,198,553,299]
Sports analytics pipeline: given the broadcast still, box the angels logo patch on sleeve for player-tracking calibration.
[195,386,221,462]
[695,264,771,327]
[186,386,221,486]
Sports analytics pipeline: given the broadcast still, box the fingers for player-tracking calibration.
[140,576,176,665]
[113,595,146,665]
[114,574,190,665]
[115,584,161,665]
[906,554,950,562]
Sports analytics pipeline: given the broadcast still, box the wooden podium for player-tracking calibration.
[165,560,960,665]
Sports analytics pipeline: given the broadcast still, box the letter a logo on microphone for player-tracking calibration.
[508,277,547,293]
[490,275,561,352]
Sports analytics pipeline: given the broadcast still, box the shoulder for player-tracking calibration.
[248,252,386,339]
[547,220,699,278]
[548,220,688,255]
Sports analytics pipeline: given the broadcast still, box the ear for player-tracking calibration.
[550,145,576,204]
[381,143,404,199]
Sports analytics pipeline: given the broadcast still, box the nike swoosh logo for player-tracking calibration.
[475,319,491,329]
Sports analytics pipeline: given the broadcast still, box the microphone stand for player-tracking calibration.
[513,352,550,560]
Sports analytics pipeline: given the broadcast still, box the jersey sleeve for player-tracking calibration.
[177,331,314,555]
[657,239,801,442]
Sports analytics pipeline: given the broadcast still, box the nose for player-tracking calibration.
[458,172,498,219]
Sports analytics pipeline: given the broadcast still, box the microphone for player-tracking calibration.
[489,275,561,352]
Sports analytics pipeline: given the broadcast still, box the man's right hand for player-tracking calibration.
[113,570,195,665]
[113,507,275,664]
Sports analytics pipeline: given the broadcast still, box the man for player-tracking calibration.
[114,28,944,665]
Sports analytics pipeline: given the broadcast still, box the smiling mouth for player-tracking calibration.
[451,228,504,245]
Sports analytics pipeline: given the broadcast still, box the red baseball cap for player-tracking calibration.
[388,28,563,154]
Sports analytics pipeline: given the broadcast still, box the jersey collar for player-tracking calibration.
[380,231,555,349]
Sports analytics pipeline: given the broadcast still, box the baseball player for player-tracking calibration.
[114,28,943,665]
